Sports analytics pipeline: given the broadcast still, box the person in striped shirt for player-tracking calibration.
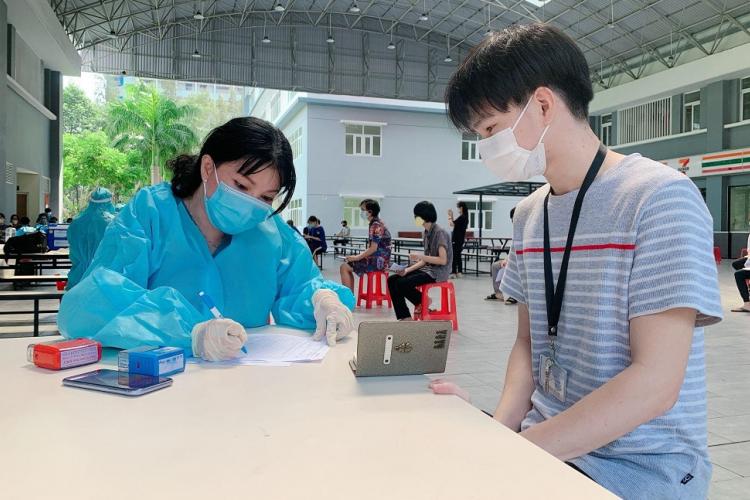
[445,23,723,499]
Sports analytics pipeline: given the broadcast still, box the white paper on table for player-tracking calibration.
[187,325,329,366]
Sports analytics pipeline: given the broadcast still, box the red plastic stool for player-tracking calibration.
[357,271,392,309]
[413,281,459,330]
[713,246,722,265]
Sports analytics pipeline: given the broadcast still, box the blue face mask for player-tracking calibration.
[203,165,272,235]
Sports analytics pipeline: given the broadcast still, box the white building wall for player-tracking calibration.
[279,106,308,228]
[303,102,522,238]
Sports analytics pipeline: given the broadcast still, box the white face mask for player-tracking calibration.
[477,98,550,182]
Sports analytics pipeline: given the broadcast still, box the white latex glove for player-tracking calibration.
[312,289,355,347]
[191,318,248,361]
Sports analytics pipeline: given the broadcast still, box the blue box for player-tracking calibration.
[118,346,185,377]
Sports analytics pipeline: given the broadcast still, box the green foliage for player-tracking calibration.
[63,84,105,134]
[107,83,199,184]
[62,131,147,216]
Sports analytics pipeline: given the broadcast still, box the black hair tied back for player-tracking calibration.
[168,117,297,215]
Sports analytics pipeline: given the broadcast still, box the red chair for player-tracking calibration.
[713,246,722,265]
[413,281,458,330]
[357,271,392,309]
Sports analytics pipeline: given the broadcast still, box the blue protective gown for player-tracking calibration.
[58,183,355,354]
[66,193,116,290]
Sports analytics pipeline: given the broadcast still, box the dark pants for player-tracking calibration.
[732,257,747,271]
[387,270,436,320]
[333,239,348,255]
[735,269,750,302]
[451,240,464,274]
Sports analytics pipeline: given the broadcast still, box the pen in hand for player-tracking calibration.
[199,291,248,354]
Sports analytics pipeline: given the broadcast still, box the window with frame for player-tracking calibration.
[741,77,750,122]
[463,201,493,231]
[285,198,303,227]
[269,93,281,122]
[343,197,378,228]
[617,97,671,144]
[287,128,302,160]
[600,114,612,146]
[345,124,382,157]
[683,91,701,132]
[461,133,480,161]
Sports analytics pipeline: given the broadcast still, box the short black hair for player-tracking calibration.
[341,220,347,225]
[360,199,380,218]
[20,216,30,226]
[307,216,318,224]
[286,219,295,225]
[509,207,516,221]
[445,23,593,132]
[0,213,4,218]
[45,208,52,213]
[413,201,437,223]
[168,117,296,216]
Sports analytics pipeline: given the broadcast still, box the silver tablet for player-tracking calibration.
[350,321,452,377]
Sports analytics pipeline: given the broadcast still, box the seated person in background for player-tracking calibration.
[731,227,750,313]
[486,259,517,305]
[65,217,73,224]
[333,220,351,254]
[49,217,58,224]
[340,199,391,292]
[303,216,327,256]
[286,219,302,235]
[9,214,19,228]
[387,201,452,321]
[731,225,749,271]
[16,217,36,236]
[0,213,6,243]
[66,188,117,290]
[35,213,49,232]
[486,207,517,304]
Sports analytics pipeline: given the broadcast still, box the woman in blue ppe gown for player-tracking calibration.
[58,118,355,359]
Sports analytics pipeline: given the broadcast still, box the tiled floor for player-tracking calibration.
[2,258,748,498]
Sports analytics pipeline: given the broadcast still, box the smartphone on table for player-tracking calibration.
[63,369,172,396]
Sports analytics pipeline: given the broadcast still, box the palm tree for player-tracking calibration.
[107,83,198,185]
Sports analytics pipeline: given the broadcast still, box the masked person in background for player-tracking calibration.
[58,117,355,360]
[387,201,452,321]
[66,188,116,290]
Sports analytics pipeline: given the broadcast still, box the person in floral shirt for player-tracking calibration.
[339,199,391,292]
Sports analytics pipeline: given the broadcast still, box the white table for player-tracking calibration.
[0,334,614,499]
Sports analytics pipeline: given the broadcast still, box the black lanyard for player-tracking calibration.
[543,145,607,342]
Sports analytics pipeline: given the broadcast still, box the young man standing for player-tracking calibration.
[445,24,722,498]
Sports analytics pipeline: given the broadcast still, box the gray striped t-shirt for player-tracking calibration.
[500,154,723,499]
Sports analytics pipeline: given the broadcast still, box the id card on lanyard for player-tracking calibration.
[539,145,608,403]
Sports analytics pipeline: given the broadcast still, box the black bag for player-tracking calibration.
[3,232,48,256]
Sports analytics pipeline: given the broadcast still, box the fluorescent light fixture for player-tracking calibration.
[262,35,271,43]
[387,41,396,50]
[274,2,285,12]
[419,13,429,21]
[326,34,335,43]
[191,49,201,58]
[193,11,204,20]
[524,0,552,6]
[349,3,361,13]
[444,55,452,63]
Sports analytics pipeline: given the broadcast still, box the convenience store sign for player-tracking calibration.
[662,148,750,177]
